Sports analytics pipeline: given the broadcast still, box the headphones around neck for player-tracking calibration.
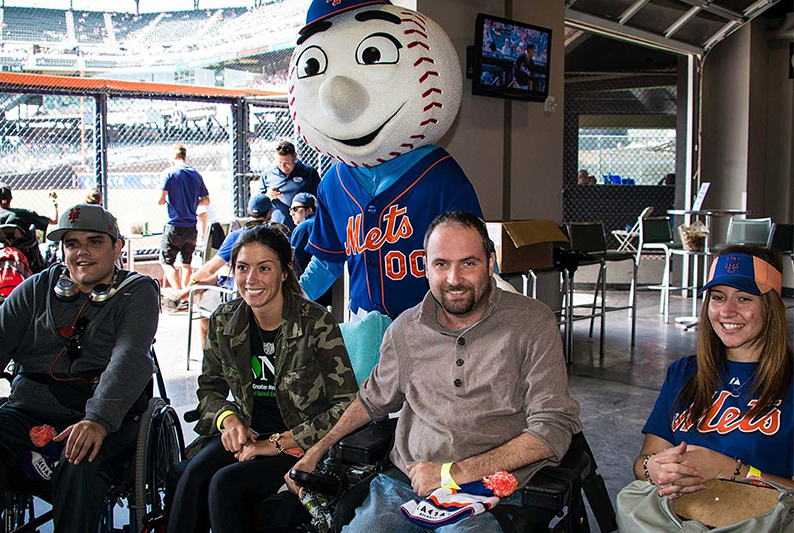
[53,267,141,305]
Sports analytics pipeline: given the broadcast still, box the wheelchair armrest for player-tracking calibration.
[521,434,593,513]
[522,456,590,513]
[183,408,200,423]
[336,417,397,465]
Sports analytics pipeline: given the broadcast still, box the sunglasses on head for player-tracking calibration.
[66,316,89,362]
[242,220,291,237]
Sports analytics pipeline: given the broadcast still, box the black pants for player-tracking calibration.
[167,435,299,533]
[0,403,139,532]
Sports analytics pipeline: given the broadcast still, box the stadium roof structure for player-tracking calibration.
[0,71,285,100]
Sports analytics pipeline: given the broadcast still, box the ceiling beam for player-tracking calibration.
[565,8,704,56]
[665,6,701,38]
[564,28,591,54]
[676,0,743,22]
[619,0,652,25]
[702,0,781,51]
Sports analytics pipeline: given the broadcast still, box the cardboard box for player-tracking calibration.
[487,220,569,274]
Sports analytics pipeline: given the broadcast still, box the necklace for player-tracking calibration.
[727,375,748,398]
[255,324,279,357]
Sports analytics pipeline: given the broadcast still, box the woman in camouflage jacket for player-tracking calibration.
[168,224,358,533]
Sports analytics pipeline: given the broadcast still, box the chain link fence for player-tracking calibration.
[563,73,679,249]
[0,83,322,253]
[0,92,96,234]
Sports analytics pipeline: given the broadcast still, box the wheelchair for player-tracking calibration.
[1,346,186,533]
[286,419,617,533]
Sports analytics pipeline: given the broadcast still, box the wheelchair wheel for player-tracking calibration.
[133,398,185,532]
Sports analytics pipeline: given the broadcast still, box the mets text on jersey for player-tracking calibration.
[345,205,413,255]
[672,390,782,436]
[344,204,425,281]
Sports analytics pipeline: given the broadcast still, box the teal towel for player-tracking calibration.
[339,312,392,386]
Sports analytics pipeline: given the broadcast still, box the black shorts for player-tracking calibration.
[160,225,198,266]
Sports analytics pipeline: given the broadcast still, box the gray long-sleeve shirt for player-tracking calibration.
[357,279,582,487]
[0,265,158,432]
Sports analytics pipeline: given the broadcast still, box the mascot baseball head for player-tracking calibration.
[289,0,462,168]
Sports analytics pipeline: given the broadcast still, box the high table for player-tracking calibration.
[666,209,750,328]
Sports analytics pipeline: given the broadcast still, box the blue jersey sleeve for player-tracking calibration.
[445,181,484,219]
[307,167,347,263]
[300,256,344,300]
[642,357,695,445]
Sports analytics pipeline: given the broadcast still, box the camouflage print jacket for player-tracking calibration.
[193,290,358,451]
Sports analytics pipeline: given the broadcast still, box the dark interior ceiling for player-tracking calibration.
[564,0,793,74]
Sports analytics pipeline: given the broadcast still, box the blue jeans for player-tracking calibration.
[342,472,523,533]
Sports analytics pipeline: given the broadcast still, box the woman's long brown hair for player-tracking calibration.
[675,245,793,425]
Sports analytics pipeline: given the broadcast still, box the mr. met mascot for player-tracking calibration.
[292,0,484,317]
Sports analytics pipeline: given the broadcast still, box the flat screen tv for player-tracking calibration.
[472,13,552,102]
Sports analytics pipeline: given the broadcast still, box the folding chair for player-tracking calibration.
[636,217,707,324]
[185,284,235,370]
[610,207,653,253]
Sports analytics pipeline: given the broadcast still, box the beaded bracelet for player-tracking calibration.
[269,433,285,455]
[643,453,656,485]
[730,458,743,481]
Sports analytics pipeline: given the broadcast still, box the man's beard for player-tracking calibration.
[438,280,489,316]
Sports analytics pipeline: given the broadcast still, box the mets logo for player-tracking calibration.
[725,255,741,274]
[68,207,80,224]
[345,205,413,256]
[326,0,342,6]
[672,391,782,436]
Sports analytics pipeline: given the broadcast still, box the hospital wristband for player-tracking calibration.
[746,466,762,479]
[440,462,461,490]
[216,410,237,432]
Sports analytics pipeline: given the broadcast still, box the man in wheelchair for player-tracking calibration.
[287,211,582,532]
[0,203,160,531]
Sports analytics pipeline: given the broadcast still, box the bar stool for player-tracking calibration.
[566,222,637,356]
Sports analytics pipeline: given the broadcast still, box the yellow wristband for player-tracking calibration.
[216,410,237,432]
[440,462,460,490]
[746,466,762,479]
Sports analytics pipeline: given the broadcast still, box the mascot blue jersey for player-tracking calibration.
[307,147,483,317]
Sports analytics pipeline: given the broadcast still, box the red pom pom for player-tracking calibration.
[483,471,518,497]
[30,425,57,448]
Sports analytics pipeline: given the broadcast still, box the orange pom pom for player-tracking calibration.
[30,425,57,448]
[483,471,518,497]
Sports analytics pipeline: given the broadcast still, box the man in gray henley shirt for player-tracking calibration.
[0,204,159,531]
[287,210,581,533]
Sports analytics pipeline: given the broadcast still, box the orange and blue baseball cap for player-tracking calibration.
[304,0,391,28]
[698,253,782,297]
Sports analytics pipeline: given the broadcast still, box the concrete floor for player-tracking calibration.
[11,286,794,532]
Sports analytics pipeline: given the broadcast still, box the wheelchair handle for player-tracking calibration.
[289,468,344,497]
[183,409,200,423]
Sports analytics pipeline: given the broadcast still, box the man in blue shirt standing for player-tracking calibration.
[158,144,209,291]
[260,141,319,231]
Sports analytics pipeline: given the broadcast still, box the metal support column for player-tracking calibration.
[94,93,109,209]
[231,98,250,217]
